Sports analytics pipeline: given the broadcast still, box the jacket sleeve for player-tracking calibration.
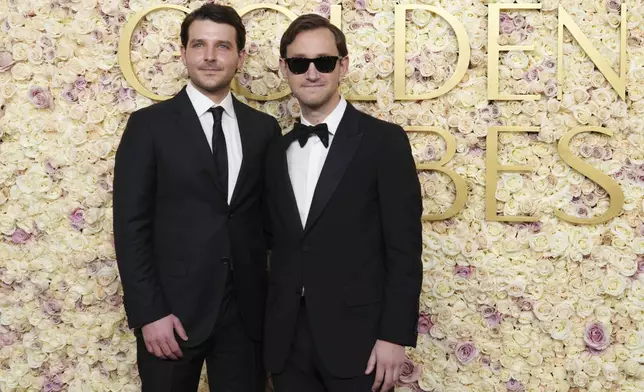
[262,117,282,252]
[113,111,170,329]
[376,125,423,347]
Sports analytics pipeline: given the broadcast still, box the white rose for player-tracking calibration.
[572,371,589,387]
[595,305,613,323]
[533,301,554,321]
[583,356,602,377]
[623,360,641,377]
[603,362,620,381]
[603,275,627,296]
[550,319,572,340]
[374,54,394,77]
[507,278,526,297]
[529,233,549,252]
[576,299,595,317]
[11,63,33,80]
[554,302,575,320]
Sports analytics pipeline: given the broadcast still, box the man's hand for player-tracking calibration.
[365,339,405,392]
[141,314,188,360]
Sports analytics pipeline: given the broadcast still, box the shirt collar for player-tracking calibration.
[300,97,347,136]
[186,81,236,119]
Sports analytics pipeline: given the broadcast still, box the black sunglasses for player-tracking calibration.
[283,56,342,74]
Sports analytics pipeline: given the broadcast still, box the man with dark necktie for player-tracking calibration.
[113,4,280,391]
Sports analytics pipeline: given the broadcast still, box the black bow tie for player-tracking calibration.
[291,122,329,148]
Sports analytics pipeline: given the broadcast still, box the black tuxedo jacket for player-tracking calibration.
[113,87,280,346]
[263,103,422,378]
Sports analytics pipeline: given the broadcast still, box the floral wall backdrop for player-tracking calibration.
[0,0,643,391]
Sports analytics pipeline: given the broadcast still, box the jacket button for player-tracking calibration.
[228,213,234,219]
[221,257,230,265]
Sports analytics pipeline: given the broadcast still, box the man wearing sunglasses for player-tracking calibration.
[262,14,422,392]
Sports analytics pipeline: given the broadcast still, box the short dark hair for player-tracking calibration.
[181,4,246,52]
[279,14,348,58]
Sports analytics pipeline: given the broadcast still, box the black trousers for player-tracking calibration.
[135,271,264,392]
[271,298,376,392]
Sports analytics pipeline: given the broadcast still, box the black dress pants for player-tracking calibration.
[135,271,264,392]
[271,298,377,392]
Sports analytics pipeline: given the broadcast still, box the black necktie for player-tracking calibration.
[291,122,329,148]
[208,106,228,197]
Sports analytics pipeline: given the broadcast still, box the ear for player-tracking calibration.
[279,57,288,79]
[237,49,246,72]
[180,46,187,67]
[338,55,349,79]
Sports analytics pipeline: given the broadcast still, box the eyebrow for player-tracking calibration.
[189,39,234,46]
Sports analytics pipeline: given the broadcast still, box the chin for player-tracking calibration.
[297,93,332,110]
[197,81,226,93]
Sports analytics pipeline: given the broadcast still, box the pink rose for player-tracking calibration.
[11,229,30,244]
[0,332,17,346]
[237,71,251,87]
[424,145,437,161]
[486,312,502,327]
[469,147,484,157]
[455,341,478,364]
[582,193,598,207]
[74,76,88,90]
[399,358,421,384]
[506,378,525,391]
[28,86,53,109]
[635,257,644,280]
[500,18,515,34]
[479,305,497,318]
[246,42,259,56]
[61,87,78,103]
[43,375,64,392]
[544,82,558,97]
[592,146,604,159]
[44,300,62,315]
[0,51,14,72]
[524,68,539,82]
[585,322,610,351]
[106,294,122,306]
[454,266,473,278]
[118,87,135,102]
[316,3,331,17]
[70,208,85,230]
[417,314,432,334]
[606,0,621,12]
[513,15,526,29]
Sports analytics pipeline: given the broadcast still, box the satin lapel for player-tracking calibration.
[280,134,305,234]
[229,96,252,208]
[173,88,226,201]
[304,104,363,234]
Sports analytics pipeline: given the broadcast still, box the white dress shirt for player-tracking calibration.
[287,97,347,228]
[186,81,243,205]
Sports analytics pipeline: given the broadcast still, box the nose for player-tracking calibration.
[304,61,320,80]
[204,45,217,62]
